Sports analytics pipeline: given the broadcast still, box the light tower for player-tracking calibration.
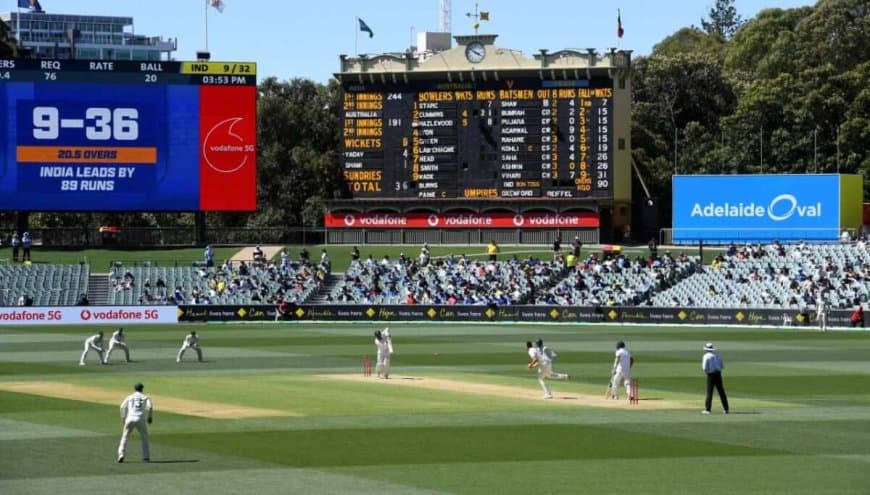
[439,0,451,33]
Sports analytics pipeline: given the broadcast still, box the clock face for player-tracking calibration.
[465,42,486,63]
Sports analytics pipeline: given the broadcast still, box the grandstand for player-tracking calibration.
[649,242,870,310]
[325,256,565,305]
[1,243,868,311]
[0,264,89,306]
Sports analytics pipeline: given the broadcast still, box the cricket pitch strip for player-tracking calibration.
[322,374,690,410]
[0,381,298,419]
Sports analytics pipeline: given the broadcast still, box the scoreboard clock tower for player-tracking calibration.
[331,34,633,244]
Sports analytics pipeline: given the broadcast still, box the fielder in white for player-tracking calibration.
[79,331,105,366]
[374,328,392,378]
[609,340,634,400]
[176,330,203,362]
[104,327,131,364]
[816,296,829,332]
[117,382,153,463]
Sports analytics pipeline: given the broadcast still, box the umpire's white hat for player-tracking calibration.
[704,343,715,351]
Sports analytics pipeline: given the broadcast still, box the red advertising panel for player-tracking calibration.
[199,85,257,210]
[324,212,599,229]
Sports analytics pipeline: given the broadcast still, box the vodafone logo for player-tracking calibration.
[202,117,254,174]
[344,214,356,226]
[427,215,440,227]
[513,215,525,227]
[80,310,92,321]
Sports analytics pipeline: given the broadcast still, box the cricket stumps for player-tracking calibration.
[363,354,372,377]
[630,379,639,405]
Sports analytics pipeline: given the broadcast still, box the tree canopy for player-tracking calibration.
[633,0,870,207]
[2,0,868,234]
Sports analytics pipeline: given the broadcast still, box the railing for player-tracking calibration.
[3,227,604,247]
[8,228,327,248]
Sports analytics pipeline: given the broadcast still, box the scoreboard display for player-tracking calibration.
[341,78,613,200]
[0,59,257,211]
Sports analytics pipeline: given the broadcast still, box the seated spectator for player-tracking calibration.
[76,293,89,306]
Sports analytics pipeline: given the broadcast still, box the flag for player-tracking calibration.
[18,0,42,11]
[479,11,489,21]
[358,18,374,38]
[617,9,624,38]
[210,0,225,13]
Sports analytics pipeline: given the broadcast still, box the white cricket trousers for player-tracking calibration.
[612,369,632,399]
[537,363,555,397]
[177,344,202,362]
[818,314,827,332]
[80,343,103,365]
[118,419,150,460]
[376,350,391,378]
[105,342,130,363]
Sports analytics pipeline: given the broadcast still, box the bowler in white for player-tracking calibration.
[104,327,131,364]
[117,382,153,463]
[79,331,105,366]
[176,330,203,362]
[526,340,566,399]
[610,340,634,400]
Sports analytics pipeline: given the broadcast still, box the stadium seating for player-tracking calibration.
[0,264,89,306]
[108,259,323,306]
[649,243,870,309]
[327,256,564,305]
[532,254,699,306]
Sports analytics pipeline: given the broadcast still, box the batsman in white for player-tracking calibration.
[176,330,203,362]
[104,327,131,364]
[79,331,105,366]
[374,328,392,379]
[609,340,634,400]
[117,382,153,463]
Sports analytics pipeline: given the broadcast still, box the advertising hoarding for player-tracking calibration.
[672,175,858,243]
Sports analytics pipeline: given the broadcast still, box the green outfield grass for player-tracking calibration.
[1,322,867,494]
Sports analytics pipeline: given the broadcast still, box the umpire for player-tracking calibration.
[702,342,730,414]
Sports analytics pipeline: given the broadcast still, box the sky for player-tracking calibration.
[8,0,816,82]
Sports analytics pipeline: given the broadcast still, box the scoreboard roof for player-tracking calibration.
[337,34,631,81]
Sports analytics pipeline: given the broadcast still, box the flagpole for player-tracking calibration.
[355,16,359,56]
[204,0,209,52]
[16,2,21,49]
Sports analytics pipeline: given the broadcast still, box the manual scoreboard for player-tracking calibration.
[341,77,613,200]
[0,59,257,211]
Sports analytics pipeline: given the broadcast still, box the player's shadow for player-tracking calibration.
[146,459,199,464]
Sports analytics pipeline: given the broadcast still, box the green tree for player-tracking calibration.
[701,0,745,40]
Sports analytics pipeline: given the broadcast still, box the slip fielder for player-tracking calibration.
[176,330,203,362]
[104,327,131,364]
[79,331,105,366]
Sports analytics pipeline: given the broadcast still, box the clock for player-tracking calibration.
[465,41,486,63]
